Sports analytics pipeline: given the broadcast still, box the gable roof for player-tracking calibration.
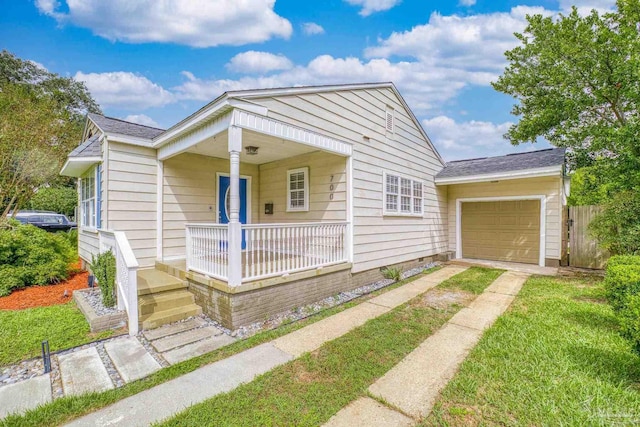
[69,133,101,158]
[88,113,165,139]
[435,148,566,183]
[152,82,445,165]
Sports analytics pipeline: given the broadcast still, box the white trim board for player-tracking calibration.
[435,165,562,186]
[455,195,546,267]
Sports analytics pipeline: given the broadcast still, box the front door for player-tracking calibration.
[218,175,248,249]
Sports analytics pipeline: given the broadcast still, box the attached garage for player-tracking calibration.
[460,199,541,265]
[435,148,568,268]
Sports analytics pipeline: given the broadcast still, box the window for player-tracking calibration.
[80,165,101,229]
[383,171,423,216]
[287,167,309,212]
[385,107,394,133]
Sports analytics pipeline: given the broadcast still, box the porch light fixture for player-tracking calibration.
[245,146,259,155]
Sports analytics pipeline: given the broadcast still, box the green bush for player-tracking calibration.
[604,255,640,354]
[618,294,640,355]
[604,263,640,312]
[0,222,77,296]
[589,191,640,255]
[90,251,117,308]
[27,186,78,219]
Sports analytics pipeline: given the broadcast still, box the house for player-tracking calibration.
[60,82,568,334]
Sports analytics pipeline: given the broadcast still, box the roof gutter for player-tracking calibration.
[434,165,563,185]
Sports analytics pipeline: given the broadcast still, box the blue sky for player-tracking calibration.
[1,0,615,161]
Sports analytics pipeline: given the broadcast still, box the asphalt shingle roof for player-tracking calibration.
[88,113,165,139]
[68,134,101,158]
[436,147,566,179]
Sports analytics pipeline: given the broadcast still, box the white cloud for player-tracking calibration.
[36,0,292,47]
[74,71,174,110]
[558,0,616,14]
[422,115,549,161]
[459,0,476,6]
[123,114,161,128]
[344,0,402,16]
[226,51,294,74]
[301,22,325,36]
[366,6,550,76]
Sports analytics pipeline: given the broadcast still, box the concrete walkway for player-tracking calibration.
[63,265,467,426]
[324,271,529,426]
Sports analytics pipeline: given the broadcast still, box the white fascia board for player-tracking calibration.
[435,165,562,185]
[107,133,153,147]
[60,156,102,177]
[227,99,268,116]
[228,82,394,99]
[152,97,232,148]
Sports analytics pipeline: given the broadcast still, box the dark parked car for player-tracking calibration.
[11,211,77,232]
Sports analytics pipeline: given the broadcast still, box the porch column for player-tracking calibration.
[227,125,242,286]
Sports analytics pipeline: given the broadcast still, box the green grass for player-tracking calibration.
[0,302,113,366]
[157,267,501,426]
[2,266,445,427]
[424,274,640,426]
[439,266,504,294]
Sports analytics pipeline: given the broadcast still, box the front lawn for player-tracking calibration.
[425,274,640,426]
[0,302,113,366]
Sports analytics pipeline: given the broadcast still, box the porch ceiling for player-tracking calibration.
[186,129,321,164]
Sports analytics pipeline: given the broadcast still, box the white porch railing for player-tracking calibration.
[185,223,229,280]
[99,230,140,336]
[184,222,349,283]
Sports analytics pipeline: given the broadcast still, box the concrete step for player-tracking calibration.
[0,374,52,419]
[140,304,202,330]
[142,318,206,341]
[138,289,196,316]
[58,347,114,396]
[137,269,186,296]
[163,334,236,365]
[104,337,162,383]
[151,326,223,353]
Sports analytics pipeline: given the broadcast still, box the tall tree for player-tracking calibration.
[0,51,101,219]
[493,0,640,187]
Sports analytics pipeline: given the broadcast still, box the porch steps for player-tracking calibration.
[137,269,202,330]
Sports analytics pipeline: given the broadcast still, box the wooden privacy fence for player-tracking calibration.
[567,205,609,269]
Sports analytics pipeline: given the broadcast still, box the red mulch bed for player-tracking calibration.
[0,263,90,311]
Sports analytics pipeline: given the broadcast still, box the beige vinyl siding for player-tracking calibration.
[162,152,259,259]
[258,151,346,223]
[247,87,447,273]
[108,141,158,267]
[446,176,563,260]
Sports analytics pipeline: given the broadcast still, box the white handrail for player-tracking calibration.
[185,223,229,281]
[99,230,139,336]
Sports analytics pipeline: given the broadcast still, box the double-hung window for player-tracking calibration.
[383,171,423,216]
[80,165,101,229]
[287,167,309,212]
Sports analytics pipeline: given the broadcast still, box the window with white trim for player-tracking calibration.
[383,171,423,216]
[80,166,100,228]
[287,167,309,212]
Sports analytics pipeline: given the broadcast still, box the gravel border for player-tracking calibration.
[77,288,123,317]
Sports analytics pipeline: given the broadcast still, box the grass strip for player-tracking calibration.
[2,266,444,427]
[0,302,113,366]
[157,267,503,426]
[423,274,640,426]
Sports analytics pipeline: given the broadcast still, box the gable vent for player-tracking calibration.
[385,107,394,132]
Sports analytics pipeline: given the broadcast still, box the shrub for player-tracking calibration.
[618,294,640,355]
[606,255,640,269]
[590,191,640,255]
[381,266,402,282]
[0,222,77,296]
[603,263,640,312]
[27,186,78,219]
[90,251,117,308]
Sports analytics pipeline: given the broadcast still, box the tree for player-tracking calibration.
[28,186,78,219]
[0,51,101,219]
[493,0,640,178]
[493,1,640,254]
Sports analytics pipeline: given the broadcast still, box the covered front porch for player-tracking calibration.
[156,107,353,286]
